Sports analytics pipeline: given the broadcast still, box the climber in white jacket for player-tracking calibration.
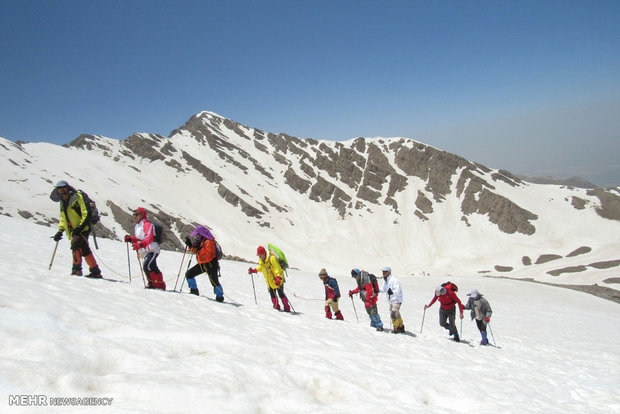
[379,266,405,333]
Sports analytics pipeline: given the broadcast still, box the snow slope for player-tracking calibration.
[1,216,619,413]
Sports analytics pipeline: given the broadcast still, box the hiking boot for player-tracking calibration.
[215,296,224,303]
[190,288,199,296]
[86,265,102,278]
[376,327,384,332]
[453,333,460,342]
[71,265,82,276]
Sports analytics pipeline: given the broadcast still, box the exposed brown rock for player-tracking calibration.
[566,246,592,257]
[547,265,588,276]
[587,188,620,221]
[535,254,563,265]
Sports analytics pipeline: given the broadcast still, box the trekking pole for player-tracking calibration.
[174,246,188,291]
[286,293,296,313]
[48,240,59,270]
[488,322,497,346]
[250,273,257,305]
[92,228,99,250]
[126,242,132,283]
[179,254,193,292]
[420,306,427,334]
[350,296,359,323]
[136,252,147,288]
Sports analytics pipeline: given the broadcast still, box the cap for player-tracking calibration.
[381,266,391,273]
[257,246,266,256]
[351,268,360,277]
[55,180,69,188]
[435,286,446,296]
[467,289,480,298]
[318,268,328,277]
[133,207,147,220]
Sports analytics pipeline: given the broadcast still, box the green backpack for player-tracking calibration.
[268,243,289,269]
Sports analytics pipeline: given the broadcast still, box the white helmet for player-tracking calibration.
[435,286,446,296]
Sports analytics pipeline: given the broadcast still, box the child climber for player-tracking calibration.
[463,289,493,345]
[248,246,291,312]
[184,225,224,302]
[318,268,344,320]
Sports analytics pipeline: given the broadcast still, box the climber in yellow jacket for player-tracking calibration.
[248,246,291,312]
[50,180,101,278]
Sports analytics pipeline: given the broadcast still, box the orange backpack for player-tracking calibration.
[197,238,217,263]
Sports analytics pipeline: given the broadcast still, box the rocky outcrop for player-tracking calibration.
[536,254,563,265]
[587,188,620,221]
[182,151,222,184]
[217,184,264,219]
[460,175,537,235]
[123,133,167,161]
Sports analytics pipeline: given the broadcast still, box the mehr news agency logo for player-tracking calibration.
[9,395,113,407]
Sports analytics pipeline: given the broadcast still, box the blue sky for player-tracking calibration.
[1,0,619,186]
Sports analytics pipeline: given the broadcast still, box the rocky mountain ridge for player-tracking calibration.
[1,111,619,284]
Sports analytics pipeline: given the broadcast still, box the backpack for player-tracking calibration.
[442,281,458,292]
[268,243,288,269]
[215,240,223,260]
[369,273,380,294]
[151,221,165,244]
[78,190,100,225]
[197,238,216,263]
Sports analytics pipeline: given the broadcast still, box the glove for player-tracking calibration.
[348,290,353,297]
[248,267,257,274]
[132,241,142,251]
[275,276,282,286]
[124,235,133,243]
[185,236,193,248]
[52,231,63,241]
[424,304,429,309]
[485,317,490,322]
[388,288,393,295]
[73,225,84,235]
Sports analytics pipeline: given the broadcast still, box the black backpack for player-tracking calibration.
[78,190,100,225]
[151,221,165,244]
[215,240,223,260]
[369,273,380,294]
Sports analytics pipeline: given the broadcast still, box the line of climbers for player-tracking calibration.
[49,180,493,345]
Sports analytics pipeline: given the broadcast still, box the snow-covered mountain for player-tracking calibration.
[1,111,619,287]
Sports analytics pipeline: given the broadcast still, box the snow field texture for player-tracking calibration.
[1,216,619,413]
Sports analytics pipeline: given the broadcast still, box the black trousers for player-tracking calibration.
[186,260,220,287]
